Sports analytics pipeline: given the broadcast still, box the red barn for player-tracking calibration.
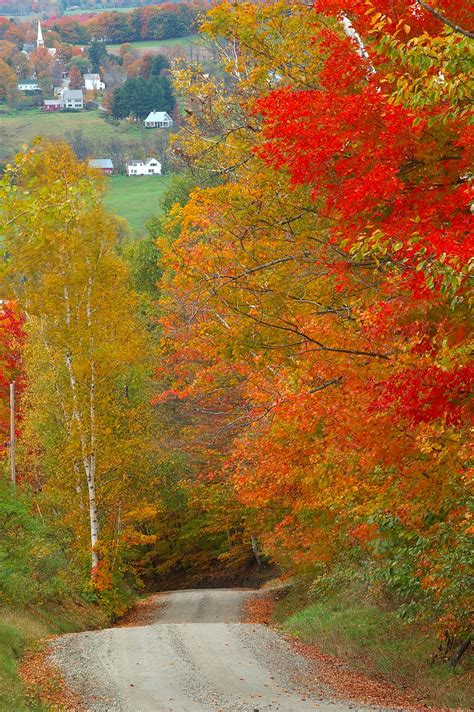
[88,159,114,175]
[43,99,63,112]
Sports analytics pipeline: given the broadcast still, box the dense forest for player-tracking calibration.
[0,0,472,708]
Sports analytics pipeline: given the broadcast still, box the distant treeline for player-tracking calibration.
[49,3,203,44]
[0,1,188,17]
[0,3,204,46]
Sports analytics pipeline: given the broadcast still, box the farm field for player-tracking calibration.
[105,174,172,232]
[64,6,135,15]
[0,107,159,162]
[106,36,197,51]
[106,34,205,59]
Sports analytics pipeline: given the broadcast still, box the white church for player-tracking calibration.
[35,21,57,57]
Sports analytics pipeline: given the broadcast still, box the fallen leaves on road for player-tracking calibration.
[287,636,448,712]
[245,591,276,624]
[19,639,83,712]
[117,592,165,627]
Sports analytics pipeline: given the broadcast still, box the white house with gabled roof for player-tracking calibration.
[63,89,84,109]
[83,73,105,91]
[126,158,162,176]
[144,111,173,128]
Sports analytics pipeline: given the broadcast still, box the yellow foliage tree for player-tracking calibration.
[1,143,155,583]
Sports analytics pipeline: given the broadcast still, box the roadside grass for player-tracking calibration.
[0,107,156,162]
[105,174,172,233]
[0,604,107,711]
[0,612,43,711]
[275,588,472,710]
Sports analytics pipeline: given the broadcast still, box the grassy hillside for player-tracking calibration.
[0,605,106,710]
[106,34,207,60]
[0,108,173,234]
[0,107,157,162]
[275,586,473,710]
[65,6,135,15]
[105,174,172,232]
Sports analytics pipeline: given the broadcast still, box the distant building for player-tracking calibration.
[144,111,173,129]
[83,73,105,91]
[36,21,57,57]
[126,158,162,176]
[43,99,63,112]
[54,79,70,99]
[89,159,114,175]
[18,80,41,92]
[37,20,44,49]
[63,89,84,110]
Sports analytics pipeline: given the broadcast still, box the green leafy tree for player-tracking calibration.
[88,39,108,73]
[111,74,175,120]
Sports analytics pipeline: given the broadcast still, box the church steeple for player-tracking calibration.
[37,21,44,49]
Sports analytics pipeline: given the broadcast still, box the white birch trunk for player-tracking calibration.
[64,284,100,573]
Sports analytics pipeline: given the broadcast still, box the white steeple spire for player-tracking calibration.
[37,20,44,49]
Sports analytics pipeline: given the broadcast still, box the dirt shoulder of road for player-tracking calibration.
[19,594,166,710]
[19,638,84,712]
[244,591,441,712]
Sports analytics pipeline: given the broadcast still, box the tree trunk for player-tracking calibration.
[251,534,264,568]
[449,638,471,667]
[65,349,99,573]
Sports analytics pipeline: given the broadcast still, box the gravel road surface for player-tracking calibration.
[52,588,388,711]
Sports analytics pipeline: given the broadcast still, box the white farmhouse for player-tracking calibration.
[126,158,162,176]
[144,111,173,129]
[83,73,105,91]
[18,79,41,92]
[63,89,84,110]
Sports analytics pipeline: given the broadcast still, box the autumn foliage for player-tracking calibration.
[156,0,473,649]
[0,0,472,662]
[0,301,23,456]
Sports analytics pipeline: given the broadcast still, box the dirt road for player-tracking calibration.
[52,589,387,711]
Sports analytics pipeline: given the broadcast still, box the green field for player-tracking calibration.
[0,107,159,162]
[105,174,172,232]
[106,34,202,57]
[0,107,174,232]
[106,36,197,50]
[65,6,135,15]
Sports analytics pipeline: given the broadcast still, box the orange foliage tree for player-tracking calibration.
[157,0,473,651]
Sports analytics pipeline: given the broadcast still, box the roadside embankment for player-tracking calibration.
[1,602,107,710]
[0,481,108,710]
[271,584,472,711]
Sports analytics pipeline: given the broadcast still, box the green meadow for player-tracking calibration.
[0,107,154,162]
[105,174,172,232]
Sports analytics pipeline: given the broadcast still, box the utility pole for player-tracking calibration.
[10,382,16,492]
